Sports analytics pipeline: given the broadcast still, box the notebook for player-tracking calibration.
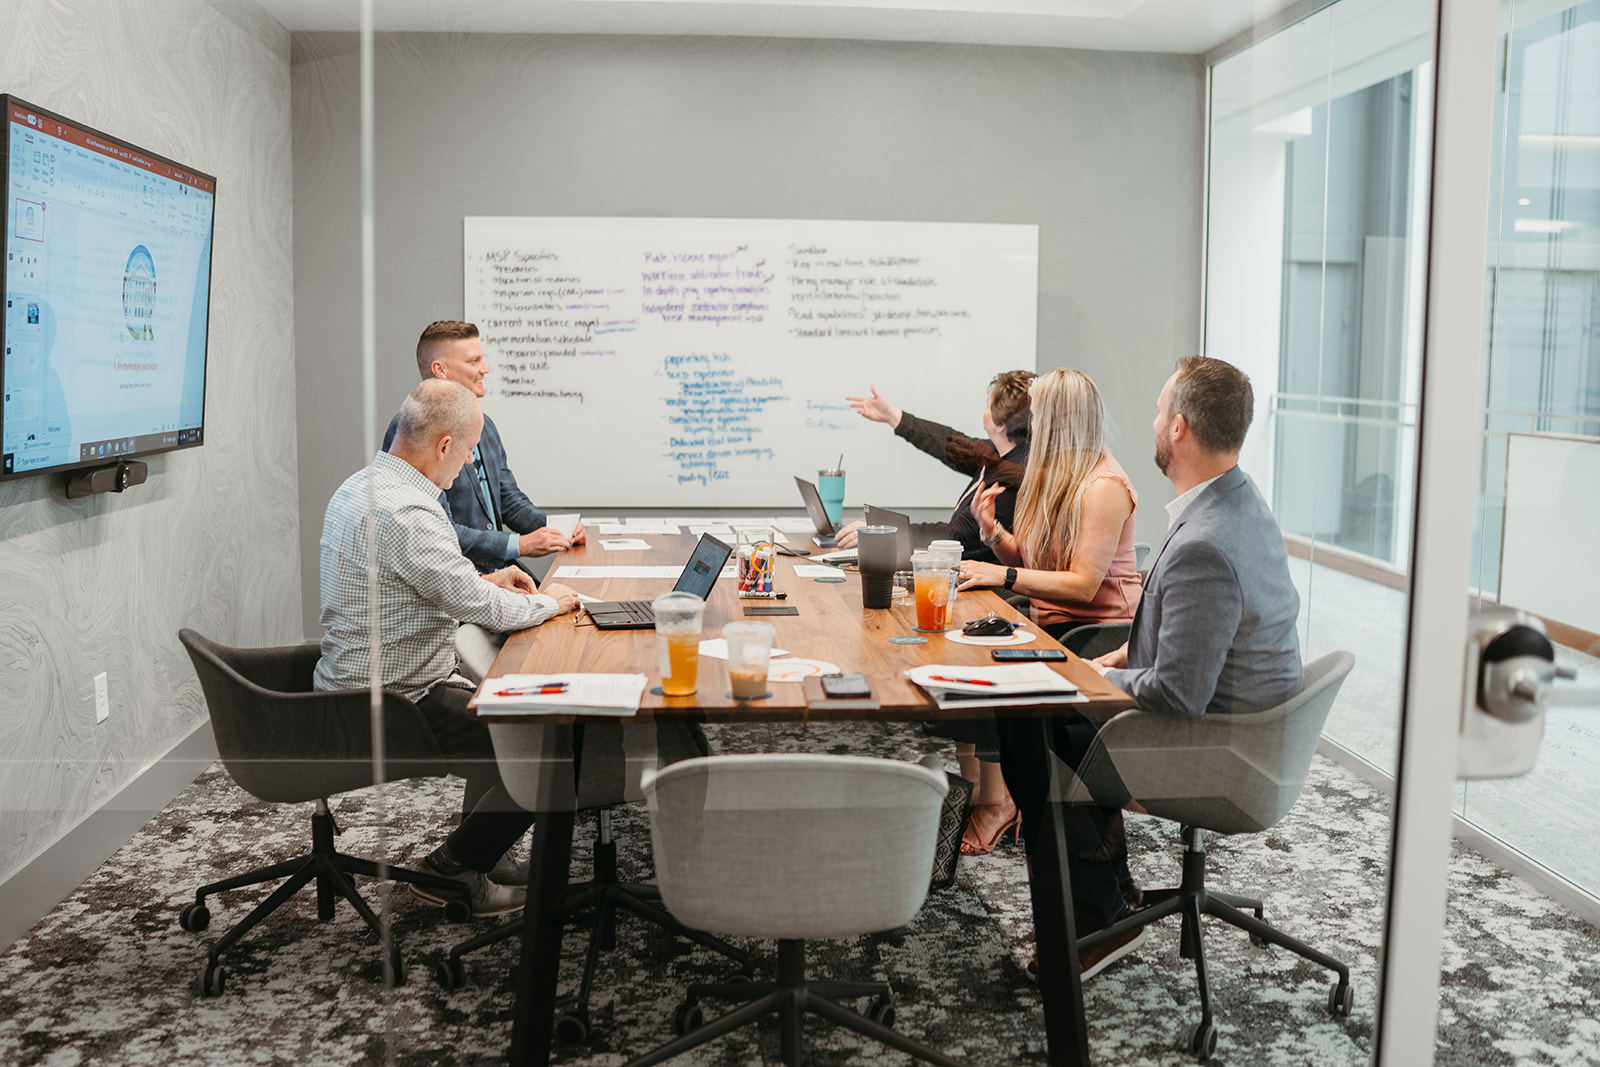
[793,476,838,547]
[584,533,733,630]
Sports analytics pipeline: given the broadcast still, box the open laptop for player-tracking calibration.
[585,533,733,630]
[811,505,915,569]
[793,476,839,547]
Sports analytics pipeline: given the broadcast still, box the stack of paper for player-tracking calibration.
[904,663,1084,709]
[476,673,648,716]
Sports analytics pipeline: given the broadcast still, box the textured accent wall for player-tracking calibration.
[0,0,300,884]
[292,32,1205,637]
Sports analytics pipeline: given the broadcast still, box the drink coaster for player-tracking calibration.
[889,635,928,645]
[913,626,956,635]
[813,576,847,583]
[726,691,774,700]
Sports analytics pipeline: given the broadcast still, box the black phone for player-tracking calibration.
[990,648,1067,661]
[819,672,872,698]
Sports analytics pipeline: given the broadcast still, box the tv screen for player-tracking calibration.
[2,95,215,481]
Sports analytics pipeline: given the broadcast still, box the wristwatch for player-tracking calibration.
[1003,567,1018,591]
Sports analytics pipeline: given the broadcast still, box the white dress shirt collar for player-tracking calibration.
[1165,470,1227,530]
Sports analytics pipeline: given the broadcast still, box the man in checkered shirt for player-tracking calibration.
[315,378,582,916]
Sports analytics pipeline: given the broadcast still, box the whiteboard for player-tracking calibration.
[463,217,1038,508]
[1499,432,1600,635]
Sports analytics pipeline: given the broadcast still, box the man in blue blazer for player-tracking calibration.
[383,321,586,573]
[1095,356,1302,716]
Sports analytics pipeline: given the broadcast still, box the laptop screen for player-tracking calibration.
[671,533,733,598]
[863,505,915,571]
[793,476,835,536]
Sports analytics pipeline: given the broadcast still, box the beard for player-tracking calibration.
[1154,435,1172,475]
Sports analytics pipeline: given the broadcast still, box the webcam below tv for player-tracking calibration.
[1,94,217,497]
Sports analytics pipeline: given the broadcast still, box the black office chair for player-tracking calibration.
[436,720,753,1045]
[176,628,471,996]
[1065,651,1357,1060]
[1058,621,1132,660]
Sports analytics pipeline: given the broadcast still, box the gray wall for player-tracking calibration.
[0,0,300,884]
[292,32,1205,636]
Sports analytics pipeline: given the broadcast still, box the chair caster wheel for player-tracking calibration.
[384,947,406,987]
[179,902,211,933]
[554,1009,591,1044]
[1188,1020,1217,1060]
[1328,982,1354,1017]
[433,957,466,991]
[1249,932,1269,948]
[726,970,754,984]
[198,962,227,998]
[672,1001,704,1036]
[442,899,471,924]
[867,996,895,1029]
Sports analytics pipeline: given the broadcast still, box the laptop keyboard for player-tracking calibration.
[603,600,655,623]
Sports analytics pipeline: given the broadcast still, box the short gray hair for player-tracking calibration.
[394,378,478,448]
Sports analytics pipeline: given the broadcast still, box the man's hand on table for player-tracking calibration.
[485,565,538,594]
[518,526,574,556]
[1089,642,1129,675]
[539,582,582,614]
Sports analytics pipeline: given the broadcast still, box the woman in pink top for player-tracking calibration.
[957,368,1141,640]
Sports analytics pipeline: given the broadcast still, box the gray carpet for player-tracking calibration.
[1,720,1596,1066]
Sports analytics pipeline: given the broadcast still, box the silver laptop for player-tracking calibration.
[793,476,838,547]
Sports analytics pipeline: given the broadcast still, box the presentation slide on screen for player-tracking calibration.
[2,109,213,476]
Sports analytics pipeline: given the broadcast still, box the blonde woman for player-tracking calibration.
[955,368,1144,966]
[955,368,1140,639]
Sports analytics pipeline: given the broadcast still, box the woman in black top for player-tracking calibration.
[837,370,1034,855]
[834,370,1033,562]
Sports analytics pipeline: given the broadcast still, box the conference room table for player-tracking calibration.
[472,531,1135,1067]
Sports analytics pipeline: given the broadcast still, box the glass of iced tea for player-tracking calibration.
[913,550,951,632]
[723,621,775,700]
[652,592,705,696]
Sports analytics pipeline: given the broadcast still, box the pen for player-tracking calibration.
[928,675,995,686]
[493,683,569,696]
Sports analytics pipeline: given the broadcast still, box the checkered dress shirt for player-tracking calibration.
[314,451,559,700]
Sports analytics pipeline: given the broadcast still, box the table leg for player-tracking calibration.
[1029,718,1092,1066]
[509,808,575,1067]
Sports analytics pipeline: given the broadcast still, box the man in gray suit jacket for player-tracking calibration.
[1097,356,1303,716]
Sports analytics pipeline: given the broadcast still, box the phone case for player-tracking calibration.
[820,673,871,698]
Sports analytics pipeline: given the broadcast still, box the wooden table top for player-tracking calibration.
[474,532,1133,723]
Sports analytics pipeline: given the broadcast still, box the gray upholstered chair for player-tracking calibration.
[175,628,472,996]
[1065,650,1357,1060]
[1058,621,1132,660]
[435,720,751,1045]
[622,753,963,1067]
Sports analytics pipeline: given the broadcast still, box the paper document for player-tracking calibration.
[793,564,847,577]
[476,673,648,716]
[771,517,821,533]
[553,565,688,580]
[733,527,789,545]
[598,522,681,535]
[698,638,790,661]
[904,663,1084,708]
[598,538,653,551]
[544,512,581,538]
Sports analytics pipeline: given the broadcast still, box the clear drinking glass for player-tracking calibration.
[723,620,775,699]
[652,591,705,696]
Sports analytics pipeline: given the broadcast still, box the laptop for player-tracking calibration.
[585,533,733,630]
[793,476,839,547]
[810,505,915,569]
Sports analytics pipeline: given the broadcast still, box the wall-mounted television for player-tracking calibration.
[2,95,216,485]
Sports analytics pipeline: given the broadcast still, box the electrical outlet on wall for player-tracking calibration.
[94,672,109,724]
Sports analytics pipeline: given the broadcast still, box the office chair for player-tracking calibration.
[1064,650,1356,1060]
[1134,541,1152,576]
[435,721,752,1045]
[1058,621,1132,660]
[623,753,963,1067]
[175,628,471,997]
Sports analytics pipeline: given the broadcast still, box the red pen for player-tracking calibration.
[493,683,569,696]
[928,675,995,686]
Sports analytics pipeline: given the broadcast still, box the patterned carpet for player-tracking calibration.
[1,720,1596,1067]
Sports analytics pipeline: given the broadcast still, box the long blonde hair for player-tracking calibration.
[1013,368,1107,571]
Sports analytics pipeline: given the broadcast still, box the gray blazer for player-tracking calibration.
[1104,466,1302,717]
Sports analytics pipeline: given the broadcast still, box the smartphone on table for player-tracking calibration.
[990,648,1067,662]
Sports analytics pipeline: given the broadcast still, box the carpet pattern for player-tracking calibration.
[1,720,1596,1066]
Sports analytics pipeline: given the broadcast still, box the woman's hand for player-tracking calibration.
[844,384,902,428]
[970,481,1005,539]
[832,519,865,549]
[956,559,1006,592]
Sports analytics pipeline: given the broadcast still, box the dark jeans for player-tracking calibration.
[417,682,534,873]
[996,714,1127,933]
